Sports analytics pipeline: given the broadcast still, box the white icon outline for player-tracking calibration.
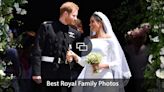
[76,42,88,51]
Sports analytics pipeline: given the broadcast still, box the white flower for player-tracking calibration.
[0,17,5,24]
[5,24,9,32]
[148,54,154,63]
[0,70,6,76]
[161,29,164,34]
[14,3,27,15]
[22,0,28,4]
[14,3,19,8]
[156,69,164,79]
[160,47,164,55]
[10,74,14,79]
[160,56,164,63]
[154,25,159,29]
[14,4,27,15]
[0,0,1,6]
[5,74,14,80]
[162,24,164,27]
[7,61,13,66]
[15,8,27,15]
[0,48,3,51]
[146,0,150,2]
[1,61,6,66]
[16,7,22,14]
[20,9,27,15]
[149,35,152,38]
[147,6,151,10]
[160,64,164,69]
[150,36,159,42]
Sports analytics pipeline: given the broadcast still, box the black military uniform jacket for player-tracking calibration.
[31,20,81,76]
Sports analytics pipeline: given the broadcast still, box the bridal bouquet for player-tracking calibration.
[87,52,102,73]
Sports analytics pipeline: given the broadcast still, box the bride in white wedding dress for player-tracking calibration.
[67,11,131,92]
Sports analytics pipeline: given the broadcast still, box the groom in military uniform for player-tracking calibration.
[31,2,81,92]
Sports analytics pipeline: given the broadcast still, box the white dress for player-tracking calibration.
[78,38,119,79]
[72,38,125,92]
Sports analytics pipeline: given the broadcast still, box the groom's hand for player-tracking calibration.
[32,76,42,84]
[66,50,74,63]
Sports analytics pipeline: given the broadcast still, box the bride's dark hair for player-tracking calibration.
[92,14,102,22]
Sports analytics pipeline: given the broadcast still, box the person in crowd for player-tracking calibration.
[124,23,151,92]
[71,18,84,33]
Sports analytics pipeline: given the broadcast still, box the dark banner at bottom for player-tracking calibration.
[0,79,164,92]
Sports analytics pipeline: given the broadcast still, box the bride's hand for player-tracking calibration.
[92,63,100,73]
[92,64,109,72]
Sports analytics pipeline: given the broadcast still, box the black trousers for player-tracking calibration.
[40,62,71,92]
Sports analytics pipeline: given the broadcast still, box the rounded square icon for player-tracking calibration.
[76,42,88,51]
[76,42,84,49]
[76,36,92,56]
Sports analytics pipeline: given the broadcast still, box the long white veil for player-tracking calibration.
[93,11,131,79]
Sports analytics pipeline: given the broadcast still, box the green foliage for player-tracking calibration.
[111,0,164,90]
[144,0,164,79]
[111,0,164,76]
[0,0,27,52]
[0,0,28,89]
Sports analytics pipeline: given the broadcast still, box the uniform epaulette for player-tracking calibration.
[42,21,53,24]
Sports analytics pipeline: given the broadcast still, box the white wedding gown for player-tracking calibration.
[78,38,119,79]
[72,38,125,92]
